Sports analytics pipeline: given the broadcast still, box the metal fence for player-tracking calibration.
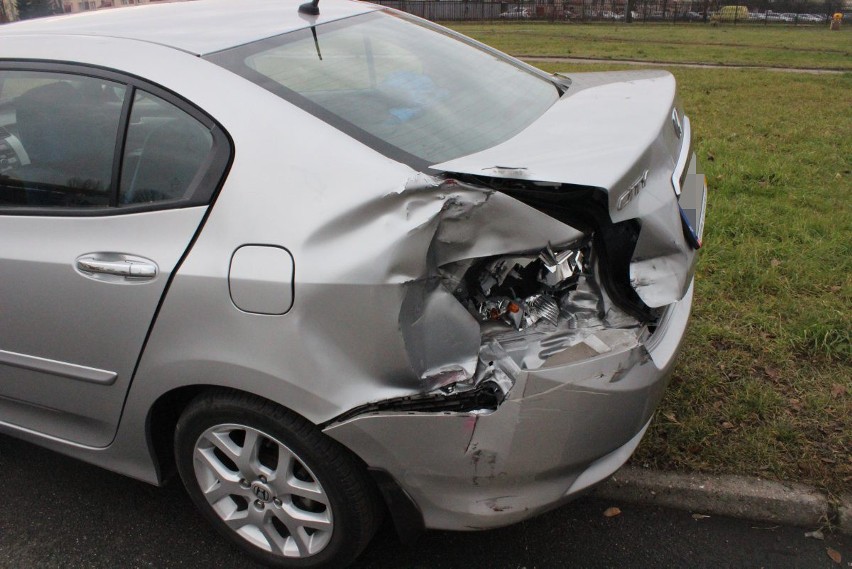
[370,0,846,23]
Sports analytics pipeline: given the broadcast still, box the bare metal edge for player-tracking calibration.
[671,114,692,197]
[0,349,118,386]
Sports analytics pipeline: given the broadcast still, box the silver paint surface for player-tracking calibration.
[0,0,704,532]
[434,70,704,308]
[228,245,295,315]
[0,208,206,447]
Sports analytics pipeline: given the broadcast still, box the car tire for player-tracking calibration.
[174,390,382,568]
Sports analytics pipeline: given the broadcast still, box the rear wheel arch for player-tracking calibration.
[148,384,218,482]
[148,385,322,482]
[172,388,384,567]
[146,385,382,490]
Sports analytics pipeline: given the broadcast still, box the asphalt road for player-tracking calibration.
[1,434,849,568]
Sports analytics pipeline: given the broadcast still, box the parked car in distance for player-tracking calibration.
[711,5,750,22]
[763,10,788,21]
[499,7,530,18]
[0,0,706,567]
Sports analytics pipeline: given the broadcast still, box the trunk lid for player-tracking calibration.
[432,70,706,308]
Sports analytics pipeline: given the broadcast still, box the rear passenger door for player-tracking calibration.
[0,64,230,447]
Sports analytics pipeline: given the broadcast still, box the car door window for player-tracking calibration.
[0,70,127,207]
[119,90,214,206]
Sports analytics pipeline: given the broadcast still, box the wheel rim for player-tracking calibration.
[192,423,334,558]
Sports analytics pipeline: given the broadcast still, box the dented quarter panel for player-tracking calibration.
[132,142,592,431]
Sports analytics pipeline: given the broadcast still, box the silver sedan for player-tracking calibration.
[0,0,706,567]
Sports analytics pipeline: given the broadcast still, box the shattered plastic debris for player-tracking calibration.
[524,294,559,327]
[476,338,522,395]
[421,367,470,390]
[538,244,584,287]
[453,241,592,332]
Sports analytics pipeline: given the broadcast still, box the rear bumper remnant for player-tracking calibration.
[324,281,693,531]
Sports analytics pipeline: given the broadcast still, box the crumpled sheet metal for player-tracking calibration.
[323,328,671,531]
[303,174,583,285]
[629,190,694,308]
[625,135,705,308]
[400,280,480,381]
[302,173,585,390]
[426,180,585,270]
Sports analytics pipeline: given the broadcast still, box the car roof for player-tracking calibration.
[0,0,380,56]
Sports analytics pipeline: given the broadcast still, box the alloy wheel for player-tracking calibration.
[192,423,334,558]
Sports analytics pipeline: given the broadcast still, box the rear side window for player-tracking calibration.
[210,10,560,166]
[119,90,213,206]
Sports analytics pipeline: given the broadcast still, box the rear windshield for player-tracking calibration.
[209,10,559,166]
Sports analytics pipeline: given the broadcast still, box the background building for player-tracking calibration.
[1,0,187,20]
[61,0,183,13]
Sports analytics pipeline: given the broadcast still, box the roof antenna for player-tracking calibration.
[299,0,320,15]
[298,0,323,61]
[309,26,323,60]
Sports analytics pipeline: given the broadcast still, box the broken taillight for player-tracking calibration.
[449,239,595,332]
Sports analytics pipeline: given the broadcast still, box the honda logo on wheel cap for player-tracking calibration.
[251,482,273,502]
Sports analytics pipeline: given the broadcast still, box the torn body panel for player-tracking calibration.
[304,174,589,394]
[303,86,705,472]
[399,177,647,396]
[316,70,706,532]
[316,172,696,531]
[296,70,705,412]
[324,282,693,531]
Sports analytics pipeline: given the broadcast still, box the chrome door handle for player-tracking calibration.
[75,254,158,282]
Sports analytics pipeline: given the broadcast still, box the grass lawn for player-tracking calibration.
[439,22,851,495]
[446,23,852,70]
[527,59,851,495]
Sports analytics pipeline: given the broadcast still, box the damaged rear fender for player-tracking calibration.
[303,174,592,395]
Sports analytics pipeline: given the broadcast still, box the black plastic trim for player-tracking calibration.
[109,84,136,208]
[368,468,425,545]
[325,381,503,428]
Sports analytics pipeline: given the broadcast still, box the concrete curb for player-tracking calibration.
[591,467,852,535]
